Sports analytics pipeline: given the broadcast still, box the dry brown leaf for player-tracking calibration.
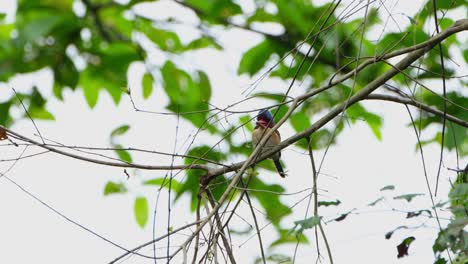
[0,128,7,141]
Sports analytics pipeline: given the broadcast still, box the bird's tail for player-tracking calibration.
[273,159,286,178]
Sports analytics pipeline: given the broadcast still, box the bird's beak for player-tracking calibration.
[257,119,269,127]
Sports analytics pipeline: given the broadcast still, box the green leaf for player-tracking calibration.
[137,19,182,52]
[239,115,254,132]
[250,177,291,226]
[270,229,308,247]
[293,216,321,233]
[19,11,62,42]
[380,185,395,191]
[347,103,383,140]
[144,177,182,192]
[318,200,341,207]
[368,197,384,206]
[142,73,153,99]
[0,101,12,126]
[104,181,127,195]
[134,197,149,228]
[183,36,222,51]
[238,40,275,76]
[161,61,212,127]
[28,107,54,120]
[111,125,130,137]
[114,144,132,163]
[176,146,226,211]
[255,254,292,264]
[394,193,424,202]
[290,111,311,132]
[80,68,101,108]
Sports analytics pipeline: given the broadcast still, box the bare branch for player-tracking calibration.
[364,94,468,128]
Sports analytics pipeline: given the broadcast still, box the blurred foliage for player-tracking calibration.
[0,0,466,261]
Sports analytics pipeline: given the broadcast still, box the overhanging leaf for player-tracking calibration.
[380,185,395,191]
[111,125,130,137]
[293,216,321,233]
[397,236,416,258]
[134,196,148,228]
[142,73,153,99]
[104,181,127,195]
[394,193,424,202]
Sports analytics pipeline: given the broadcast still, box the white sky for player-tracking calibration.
[0,0,467,263]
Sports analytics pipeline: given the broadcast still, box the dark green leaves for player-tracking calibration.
[393,193,424,202]
[134,197,149,228]
[380,185,395,191]
[79,43,139,107]
[397,236,416,258]
[318,200,341,207]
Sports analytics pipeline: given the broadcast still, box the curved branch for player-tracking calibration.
[2,126,210,172]
[207,19,468,180]
[364,94,468,128]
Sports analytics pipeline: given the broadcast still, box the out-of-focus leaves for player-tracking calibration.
[109,125,132,163]
[380,185,395,191]
[137,19,182,52]
[318,200,341,207]
[368,197,384,206]
[114,144,132,163]
[292,216,321,234]
[134,196,149,228]
[255,254,292,264]
[270,228,308,247]
[449,183,468,217]
[247,8,280,24]
[0,101,12,126]
[104,181,127,195]
[111,125,130,137]
[142,73,154,99]
[183,36,222,51]
[79,43,139,107]
[347,103,383,140]
[385,226,408,239]
[250,176,291,227]
[334,209,356,222]
[394,193,424,202]
[161,61,212,128]
[144,177,182,192]
[184,0,242,21]
[406,209,432,218]
[238,39,286,76]
[290,111,311,132]
[176,145,226,211]
[239,115,254,132]
[397,236,416,258]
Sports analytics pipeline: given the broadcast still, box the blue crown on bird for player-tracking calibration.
[257,109,274,127]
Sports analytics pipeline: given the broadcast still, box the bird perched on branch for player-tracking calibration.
[252,109,286,178]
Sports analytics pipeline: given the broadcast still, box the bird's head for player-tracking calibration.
[257,109,274,127]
